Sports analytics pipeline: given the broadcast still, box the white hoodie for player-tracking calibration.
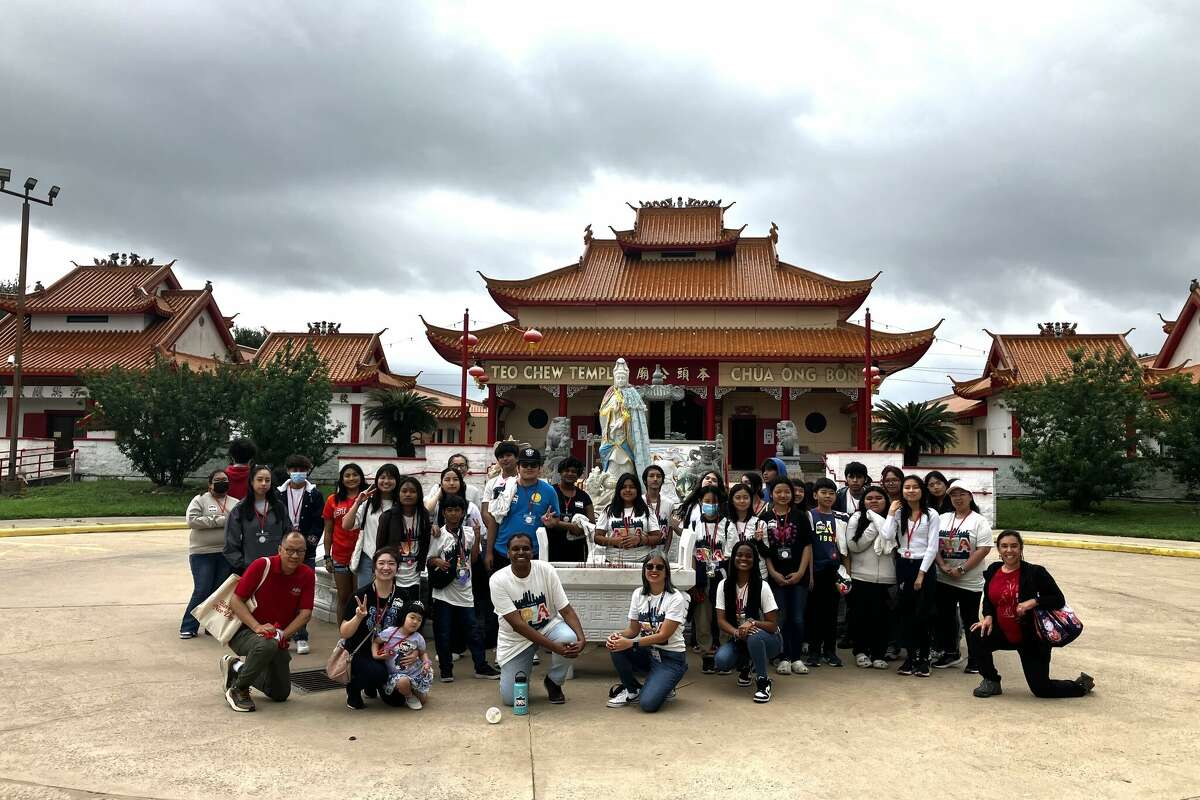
[837,509,895,584]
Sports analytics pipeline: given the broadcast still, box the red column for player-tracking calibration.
[1011,417,1022,457]
[350,403,361,444]
[780,389,790,422]
[558,384,568,418]
[705,390,715,440]
[486,384,497,443]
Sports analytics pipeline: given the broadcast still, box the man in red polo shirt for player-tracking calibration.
[220,531,315,712]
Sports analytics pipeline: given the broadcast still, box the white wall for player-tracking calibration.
[1,396,88,436]
[173,310,232,360]
[985,396,1014,456]
[1166,313,1200,367]
[30,313,148,332]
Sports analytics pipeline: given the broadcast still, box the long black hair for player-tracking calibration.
[900,474,932,537]
[435,466,469,525]
[678,470,725,522]
[924,470,953,513]
[368,463,402,514]
[725,482,755,523]
[335,462,366,502]
[607,472,650,519]
[722,540,763,625]
[852,485,889,543]
[639,549,676,595]
[880,465,905,500]
[238,465,285,521]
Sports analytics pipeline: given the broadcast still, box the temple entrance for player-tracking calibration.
[729,416,756,470]
[673,398,703,440]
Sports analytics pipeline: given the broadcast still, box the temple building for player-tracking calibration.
[1151,280,1200,382]
[424,199,938,471]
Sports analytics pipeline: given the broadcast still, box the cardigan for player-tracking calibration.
[981,560,1066,639]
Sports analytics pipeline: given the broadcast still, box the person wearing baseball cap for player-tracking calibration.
[933,482,993,672]
[485,447,563,571]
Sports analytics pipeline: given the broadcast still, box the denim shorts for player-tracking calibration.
[330,560,353,575]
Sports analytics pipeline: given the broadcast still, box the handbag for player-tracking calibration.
[190,557,271,644]
[1033,603,1084,647]
[326,593,387,684]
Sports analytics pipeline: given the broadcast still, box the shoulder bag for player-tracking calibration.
[1033,603,1084,647]
[191,556,271,644]
[326,611,381,684]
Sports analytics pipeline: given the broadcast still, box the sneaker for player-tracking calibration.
[855,653,871,668]
[180,631,196,640]
[665,689,676,701]
[440,672,455,683]
[1076,672,1096,694]
[474,664,501,680]
[775,660,792,675]
[452,652,462,661]
[897,659,914,676]
[296,640,310,655]
[607,688,640,708]
[701,656,716,674]
[823,653,844,668]
[544,675,565,704]
[973,678,1003,698]
[790,659,809,675]
[736,669,752,687]
[884,646,900,662]
[608,683,625,699]
[964,660,981,675]
[364,687,378,699]
[913,660,931,678]
[346,691,365,710]
[804,655,820,668]
[871,659,888,670]
[225,687,255,712]
[219,654,240,692]
[930,648,944,661]
[404,694,423,710]
[932,652,963,669]
[753,677,773,703]
[837,636,852,650]
[717,667,732,675]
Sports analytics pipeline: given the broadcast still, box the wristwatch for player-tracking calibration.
[631,639,640,650]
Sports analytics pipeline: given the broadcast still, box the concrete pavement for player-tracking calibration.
[0,529,1197,799]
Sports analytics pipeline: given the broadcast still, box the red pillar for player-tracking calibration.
[780,389,790,423]
[486,384,497,443]
[705,391,715,440]
[459,309,469,445]
[349,403,361,444]
[558,384,568,418]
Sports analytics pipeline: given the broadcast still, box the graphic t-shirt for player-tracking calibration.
[989,567,1023,644]
[323,494,360,564]
[757,508,812,577]
[429,525,477,608]
[376,627,429,682]
[340,581,407,653]
[489,560,570,665]
[809,510,840,572]
[690,517,728,574]
[714,578,779,625]
[234,555,315,629]
[597,507,660,564]
[549,484,592,562]
[378,512,424,588]
[937,511,994,591]
[495,480,561,557]
[627,588,689,652]
[717,517,768,579]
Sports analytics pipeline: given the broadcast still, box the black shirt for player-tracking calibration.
[341,581,406,655]
[756,507,813,578]
[549,484,592,562]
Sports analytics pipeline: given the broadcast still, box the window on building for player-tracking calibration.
[66,315,109,323]
[660,251,697,260]
[528,409,549,429]
[804,412,827,434]
[447,428,457,444]
[976,429,988,455]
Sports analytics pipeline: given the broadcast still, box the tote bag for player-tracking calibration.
[1033,603,1084,647]
[191,557,270,644]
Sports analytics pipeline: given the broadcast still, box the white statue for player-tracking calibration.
[653,453,681,504]
[776,420,800,457]
[598,358,652,487]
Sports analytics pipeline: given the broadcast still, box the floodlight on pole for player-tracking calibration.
[23,177,36,192]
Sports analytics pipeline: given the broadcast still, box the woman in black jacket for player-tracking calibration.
[971,530,1094,699]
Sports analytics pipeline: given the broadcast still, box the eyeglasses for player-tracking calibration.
[282,548,306,557]
[644,564,665,572]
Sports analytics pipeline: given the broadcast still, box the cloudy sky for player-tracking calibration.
[4,1,1198,400]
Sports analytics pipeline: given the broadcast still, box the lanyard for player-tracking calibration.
[253,501,270,533]
[736,582,749,618]
[735,519,749,540]
[906,512,923,552]
[214,495,230,514]
[703,521,718,549]
[772,512,790,544]
[947,513,968,537]
[446,524,466,559]
[288,488,303,527]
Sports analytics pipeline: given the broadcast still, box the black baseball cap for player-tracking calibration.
[517,447,543,464]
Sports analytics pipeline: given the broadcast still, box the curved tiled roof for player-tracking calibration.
[612,205,736,247]
[0,262,181,315]
[952,332,1134,400]
[255,331,416,388]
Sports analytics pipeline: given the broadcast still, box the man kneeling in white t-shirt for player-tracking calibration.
[489,532,587,705]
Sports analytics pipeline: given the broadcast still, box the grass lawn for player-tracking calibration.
[997,498,1200,542]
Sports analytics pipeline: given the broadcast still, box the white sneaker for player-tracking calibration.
[790,659,809,675]
[775,660,792,675]
[606,688,640,708]
[872,659,888,670]
[404,695,423,710]
[296,640,310,655]
[855,653,871,668]
[452,652,462,662]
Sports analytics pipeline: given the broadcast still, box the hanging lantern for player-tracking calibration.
[468,364,486,380]
[522,328,543,348]
[459,332,479,347]
[475,372,490,386]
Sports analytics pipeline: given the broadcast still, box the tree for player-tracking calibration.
[233,325,267,350]
[236,343,342,470]
[1157,374,1200,498]
[362,389,439,457]
[1004,347,1160,511]
[83,356,240,487]
[872,399,959,466]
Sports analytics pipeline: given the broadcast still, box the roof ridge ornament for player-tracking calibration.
[307,320,341,335]
[636,197,722,209]
[1037,322,1077,337]
[94,252,155,267]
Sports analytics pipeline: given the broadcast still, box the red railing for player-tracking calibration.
[0,446,78,482]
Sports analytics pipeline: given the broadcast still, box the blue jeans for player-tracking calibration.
[181,553,232,635]
[714,630,782,680]
[354,556,374,593]
[433,599,486,673]
[610,647,688,712]
[772,581,809,661]
[499,623,578,706]
[293,558,316,641]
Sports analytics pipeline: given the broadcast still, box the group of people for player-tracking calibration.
[181,439,1094,714]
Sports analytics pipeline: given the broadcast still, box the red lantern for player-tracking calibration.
[475,372,490,386]
[459,333,479,347]
[468,364,486,380]
[522,328,543,347]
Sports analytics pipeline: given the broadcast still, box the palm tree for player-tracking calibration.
[362,389,439,457]
[872,399,959,466]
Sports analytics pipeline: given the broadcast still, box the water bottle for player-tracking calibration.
[513,671,529,715]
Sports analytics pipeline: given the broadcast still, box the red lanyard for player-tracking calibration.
[704,521,717,549]
[253,501,270,532]
[906,512,923,551]
[947,514,967,537]
[288,489,303,527]
[214,495,230,514]
[735,519,749,540]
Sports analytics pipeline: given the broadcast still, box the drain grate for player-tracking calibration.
[290,668,343,693]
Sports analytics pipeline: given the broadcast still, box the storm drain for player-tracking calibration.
[290,668,343,693]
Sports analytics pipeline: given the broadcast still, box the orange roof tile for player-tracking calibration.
[0,261,181,315]
[414,384,487,419]
[952,331,1134,400]
[612,205,739,248]
[927,392,985,417]
[255,331,416,388]
[424,319,937,367]
[483,239,874,317]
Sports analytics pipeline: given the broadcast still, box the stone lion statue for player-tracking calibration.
[546,416,571,454]
[583,466,617,508]
[776,420,799,457]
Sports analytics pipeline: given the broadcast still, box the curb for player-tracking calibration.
[0,521,184,538]
[1024,536,1200,559]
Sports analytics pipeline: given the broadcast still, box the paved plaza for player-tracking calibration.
[0,528,1197,800]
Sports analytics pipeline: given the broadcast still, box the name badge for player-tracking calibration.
[456,566,471,585]
[778,547,792,561]
[524,513,535,524]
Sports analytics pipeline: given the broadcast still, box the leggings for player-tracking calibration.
[895,557,937,662]
[977,628,1087,698]
[849,580,892,661]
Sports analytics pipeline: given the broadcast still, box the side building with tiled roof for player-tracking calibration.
[424,199,939,471]
[0,255,241,456]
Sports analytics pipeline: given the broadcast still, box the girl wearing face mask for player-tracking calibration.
[685,486,727,674]
[181,469,235,639]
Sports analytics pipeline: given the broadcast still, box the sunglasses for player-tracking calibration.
[644,563,666,572]
[518,461,541,468]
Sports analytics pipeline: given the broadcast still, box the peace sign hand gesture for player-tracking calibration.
[353,594,370,619]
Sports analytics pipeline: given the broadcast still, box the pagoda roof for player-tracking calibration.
[611,204,744,253]
[950,330,1136,400]
[0,259,182,316]
[412,384,488,419]
[0,285,240,377]
[423,317,938,369]
[1151,284,1200,369]
[482,238,876,319]
[255,330,416,389]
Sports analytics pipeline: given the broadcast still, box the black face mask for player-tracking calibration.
[213,481,230,494]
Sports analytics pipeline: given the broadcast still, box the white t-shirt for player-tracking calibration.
[714,577,778,624]
[354,499,394,564]
[643,494,676,553]
[430,525,478,607]
[490,560,570,665]
[597,507,661,564]
[627,587,689,653]
[936,511,994,591]
[430,498,484,537]
[717,517,768,579]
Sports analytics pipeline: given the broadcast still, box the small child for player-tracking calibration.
[374,602,433,710]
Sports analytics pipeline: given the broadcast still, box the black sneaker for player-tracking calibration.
[913,660,931,678]
[1076,672,1095,694]
[364,686,378,699]
[963,660,981,675]
[226,687,255,712]
[973,678,1002,698]
[753,677,773,703]
[823,652,844,668]
[736,668,752,687]
[544,675,565,704]
[804,655,820,668]
[837,637,852,650]
[439,671,455,683]
[897,659,914,676]
[474,664,501,680]
[932,652,963,669]
[717,667,732,675]
[219,654,240,692]
[346,691,365,710]
[701,656,715,674]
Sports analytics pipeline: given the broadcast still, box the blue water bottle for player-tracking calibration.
[513,671,529,715]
